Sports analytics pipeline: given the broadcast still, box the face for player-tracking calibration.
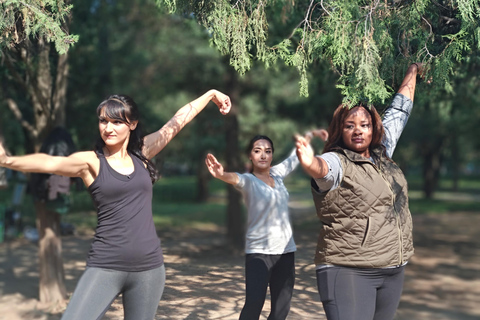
[98,109,137,146]
[342,106,373,157]
[249,139,273,171]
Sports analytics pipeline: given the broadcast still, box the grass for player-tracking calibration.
[61,177,228,231]
[2,174,480,234]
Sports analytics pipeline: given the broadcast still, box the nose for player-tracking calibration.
[105,122,113,131]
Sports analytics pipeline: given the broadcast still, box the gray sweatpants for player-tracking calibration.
[61,265,166,320]
[316,265,405,320]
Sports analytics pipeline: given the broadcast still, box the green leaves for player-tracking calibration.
[158,0,480,105]
[0,0,78,54]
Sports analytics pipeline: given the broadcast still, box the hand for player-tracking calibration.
[412,62,431,84]
[0,142,8,166]
[211,90,232,115]
[205,153,224,178]
[311,129,329,142]
[295,135,315,168]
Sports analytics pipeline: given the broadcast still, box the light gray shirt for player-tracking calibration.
[315,93,413,192]
[235,149,299,254]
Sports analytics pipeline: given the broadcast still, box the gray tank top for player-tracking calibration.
[86,151,163,271]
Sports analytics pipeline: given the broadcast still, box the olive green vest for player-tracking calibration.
[312,147,414,268]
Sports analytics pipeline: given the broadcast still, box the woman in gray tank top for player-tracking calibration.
[0,90,231,320]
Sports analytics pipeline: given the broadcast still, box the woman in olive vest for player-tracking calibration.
[295,63,424,320]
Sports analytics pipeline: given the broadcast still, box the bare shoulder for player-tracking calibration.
[69,151,100,186]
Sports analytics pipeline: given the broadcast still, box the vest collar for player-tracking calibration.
[334,146,387,163]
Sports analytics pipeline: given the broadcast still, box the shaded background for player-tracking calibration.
[1,0,480,319]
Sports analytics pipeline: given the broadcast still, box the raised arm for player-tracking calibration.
[205,153,239,185]
[397,63,424,102]
[0,142,94,180]
[295,135,329,179]
[143,90,231,159]
[382,63,424,157]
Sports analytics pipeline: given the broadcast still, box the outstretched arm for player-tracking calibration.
[143,90,231,159]
[205,153,239,185]
[0,142,93,179]
[295,135,329,179]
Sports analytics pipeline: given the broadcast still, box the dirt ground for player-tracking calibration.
[1,211,479,320]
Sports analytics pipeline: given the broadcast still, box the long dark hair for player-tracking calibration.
[323,104,384,154]
[95,94,158,183]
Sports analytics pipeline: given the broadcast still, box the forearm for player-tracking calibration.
[143,90,220,159]
[216,171,239,185]
[301,156,329,179]
[397,64,419,101]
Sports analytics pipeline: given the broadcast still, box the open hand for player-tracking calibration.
[0,142,8,166]
[295,135,315,168]
[205,153,224,178]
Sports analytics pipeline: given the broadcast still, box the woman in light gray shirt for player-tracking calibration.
[205,133,321,320]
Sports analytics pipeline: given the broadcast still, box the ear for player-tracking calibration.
[129,121,138,131]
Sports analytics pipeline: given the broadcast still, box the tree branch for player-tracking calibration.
[6,98,37,136]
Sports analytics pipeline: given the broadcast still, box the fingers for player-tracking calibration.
[213,92,231,115]
[205,153,220,170]
[219,95,231,115]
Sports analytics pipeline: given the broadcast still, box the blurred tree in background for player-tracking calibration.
[1,0,77,304]
[1,0,480,264]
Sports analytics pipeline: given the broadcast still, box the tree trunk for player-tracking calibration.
[4,6,71,306]
[225,113,244,250]
[196,156,210,202]
[223,63,244,250]
[422,141,444,199]
[35,202,67,304]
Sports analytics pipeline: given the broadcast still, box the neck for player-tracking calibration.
[104,146,129,159]
[252,168,270,176]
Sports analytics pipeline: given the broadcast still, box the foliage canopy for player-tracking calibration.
[157,0,480,105]
[0,0,77,55]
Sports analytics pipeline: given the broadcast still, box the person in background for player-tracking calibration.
[205,130,327,320]
[0,90,231,320]
[295,63,424,320]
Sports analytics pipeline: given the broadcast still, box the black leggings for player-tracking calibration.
[61,265,166,320]
[239,252,295,320]
[316,265,405,320]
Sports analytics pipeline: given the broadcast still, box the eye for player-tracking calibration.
[114,120,124,125]
[266,150,272,154]
[99,119,107,124]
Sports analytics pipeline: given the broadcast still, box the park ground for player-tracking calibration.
[0,204,480,319]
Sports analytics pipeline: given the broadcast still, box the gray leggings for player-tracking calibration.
[316,265,405,320]
[61,265,166,320]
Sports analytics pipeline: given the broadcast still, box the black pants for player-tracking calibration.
[239,252,295,320]
[316,265,405,320]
